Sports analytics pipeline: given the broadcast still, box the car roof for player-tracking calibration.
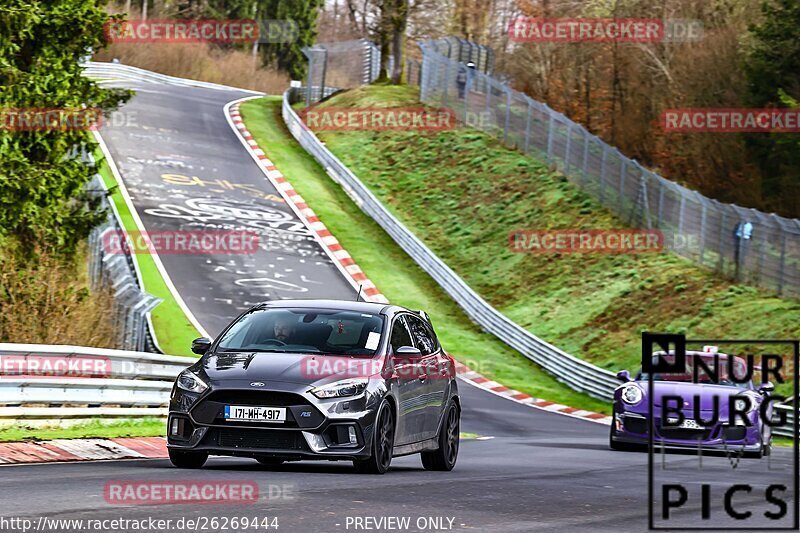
[258,298,394,315]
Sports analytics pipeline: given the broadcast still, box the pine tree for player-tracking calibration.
[0,0,129,255]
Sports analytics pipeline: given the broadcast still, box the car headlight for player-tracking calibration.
[734,396,758,414]
[311,378,368,399]
[176,369,208,394]
[621,385,643,405]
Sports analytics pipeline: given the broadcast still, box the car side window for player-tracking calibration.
[389,315,413,353]
[405,315,437,356]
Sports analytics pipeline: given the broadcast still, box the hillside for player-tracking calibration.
[312,85,800,381]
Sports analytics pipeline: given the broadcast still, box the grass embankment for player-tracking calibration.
[308,85,799,394]
[0,418,165,442]
[239,96,610,414]
[94,147,201,356]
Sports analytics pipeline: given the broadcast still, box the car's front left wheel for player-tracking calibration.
[354,399,395,474]
[421,401,460,471]
[168,449,208,469]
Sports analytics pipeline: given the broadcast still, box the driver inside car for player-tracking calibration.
[273,317,298,343]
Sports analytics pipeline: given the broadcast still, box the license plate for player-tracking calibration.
[224,405,286,423]
[667,418,702,429]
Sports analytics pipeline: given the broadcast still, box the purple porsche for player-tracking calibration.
[610,347,775,458]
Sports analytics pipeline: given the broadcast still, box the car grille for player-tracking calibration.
[723,426,747,441]
[212,427,308,451]
[659,427,713,441]
[204,390,310,406]
[623,416,647,434]
[189,389,325,428]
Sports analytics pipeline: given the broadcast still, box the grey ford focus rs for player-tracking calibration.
[167,299,460,474]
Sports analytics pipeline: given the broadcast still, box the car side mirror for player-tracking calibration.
[394,346,422,360]
[191,337,212,355]
[758,382,775,393]
[616,370,631,383]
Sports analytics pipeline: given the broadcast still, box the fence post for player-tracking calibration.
[581,130,590,184]
[717,211,727,274]
[757,227,766,285]
[698,203,707,262]
[503,84,512,145]
[485,79,491,124]
[320,48,328,101]
[618,157,627,211]
[778,232,787,295]
[657,180,665,226]
[677,193,685,238]
[546,114,555,160]
[442,61,451,107]
[523,98,532,154]
[599,144,608,203]
[304,51,314,107]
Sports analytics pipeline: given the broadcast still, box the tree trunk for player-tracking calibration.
[389,0,408,84]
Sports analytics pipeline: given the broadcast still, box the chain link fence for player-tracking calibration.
[417,43,800,298]
[426,37,494,74]
[86,171,162,353]
[302,39,380,106]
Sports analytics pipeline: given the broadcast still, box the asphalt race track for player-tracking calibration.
[6,77,792,532]
[99,80,356,337]
[1,381,795,531]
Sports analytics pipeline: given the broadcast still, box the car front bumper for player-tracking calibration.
[613,411,762,451]
[167,386,379,460]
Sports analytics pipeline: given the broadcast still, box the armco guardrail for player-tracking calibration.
[282,87,619,400]
[81,61,263,95]
[0,344,195,420]
[774,404,796,439]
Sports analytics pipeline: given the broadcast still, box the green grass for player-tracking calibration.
[95,148,201,356]
[0,418,165,442]
[306,85,799,397]
[239,96,611,415]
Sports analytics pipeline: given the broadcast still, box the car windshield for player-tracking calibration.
[639,354,752,388]
[215,307,384,356]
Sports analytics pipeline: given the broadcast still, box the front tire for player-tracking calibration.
[168,449,208,469]
[353,399,395,474]
[421,401,460,471]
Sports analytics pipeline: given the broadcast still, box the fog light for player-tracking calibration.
[348,426,357,444]
[171,418,180,436]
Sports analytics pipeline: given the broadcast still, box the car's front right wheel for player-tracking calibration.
[168,448,208,469]
[421,401,460,471]
[354,399,395,474]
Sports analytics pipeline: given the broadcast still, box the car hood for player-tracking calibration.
[640,381,752,411]
[199,351,381,387]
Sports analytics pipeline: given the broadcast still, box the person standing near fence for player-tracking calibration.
[457,62,476,99]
